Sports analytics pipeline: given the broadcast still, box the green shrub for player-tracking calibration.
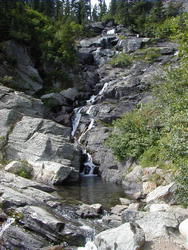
[16,167,32,179]
[175,159,188,207]
[133,48,161,63]
[106,105,161,161]
[109,53,133,68]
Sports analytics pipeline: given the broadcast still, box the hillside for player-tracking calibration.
[0,0,187,249]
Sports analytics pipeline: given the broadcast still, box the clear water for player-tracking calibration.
[57,176,124,209]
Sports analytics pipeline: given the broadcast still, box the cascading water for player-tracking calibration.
[71,82,109,176]
[81,153,97,176]
[0,218,15,237]
[71,107,84,138]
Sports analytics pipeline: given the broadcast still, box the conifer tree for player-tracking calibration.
[92,4,98,22]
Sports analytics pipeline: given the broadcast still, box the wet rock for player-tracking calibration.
[17,206,65,242]
[76,203,103,218]
[146,182,177,204]
[2,225,49,249]
[94,222,145,250]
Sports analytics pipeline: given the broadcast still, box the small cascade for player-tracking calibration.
[71,107,83,137]
[98,82,109,96]
[0,218,15,237]
[71,82,109,176]
[81,153,97,176]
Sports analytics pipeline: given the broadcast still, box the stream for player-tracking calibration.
[71,81,110,175]
[57,176,124,209]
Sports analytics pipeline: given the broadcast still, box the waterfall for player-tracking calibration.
[0,218,15,237]
[81,153,97,176]
[71,107,83,137]
[71,82,109,176]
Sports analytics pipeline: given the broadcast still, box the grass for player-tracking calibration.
[109,53,133,68]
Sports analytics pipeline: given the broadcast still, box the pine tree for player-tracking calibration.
[98,0,107,21]
[109,0,117,16]
[92,4,98,21]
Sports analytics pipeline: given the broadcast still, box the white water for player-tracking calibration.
[98,82,109,96]
[71,82,109,176]
[86,105,94,115]
[78,241,97,250]
[71,107,83,137]
[0,218,15,237]
[81,153,97,176]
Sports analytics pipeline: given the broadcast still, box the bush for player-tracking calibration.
[109,53,133,68]
[106,105,161,161]
[133,48,161,63]
[175,159,188,207]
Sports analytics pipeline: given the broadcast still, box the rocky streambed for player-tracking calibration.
[0,22,187,249]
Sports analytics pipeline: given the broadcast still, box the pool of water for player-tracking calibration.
[57,176,125,209]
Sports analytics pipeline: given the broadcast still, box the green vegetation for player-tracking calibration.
[107,13,188,207]
[16,167,32,179]
[109,53,133,68]
[103,0,182,35]
[15,161,33,179]
[133,48,161,63]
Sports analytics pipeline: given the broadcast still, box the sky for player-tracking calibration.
[91,0,111,8]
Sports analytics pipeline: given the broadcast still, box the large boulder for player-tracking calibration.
[94,222,145,250]
[146,182,177,204]
[0,85,45,120]
[122,210,180,241]
[2,225,49,250]
[1,40,43,95]
[76,203,103,218]
[5,116,81,184]
[17,206,65,242]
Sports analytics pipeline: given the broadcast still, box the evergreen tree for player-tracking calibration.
[109,0,117,16]
[98,0,107,21]
[92,4,98,22]
[74,0,91,24]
